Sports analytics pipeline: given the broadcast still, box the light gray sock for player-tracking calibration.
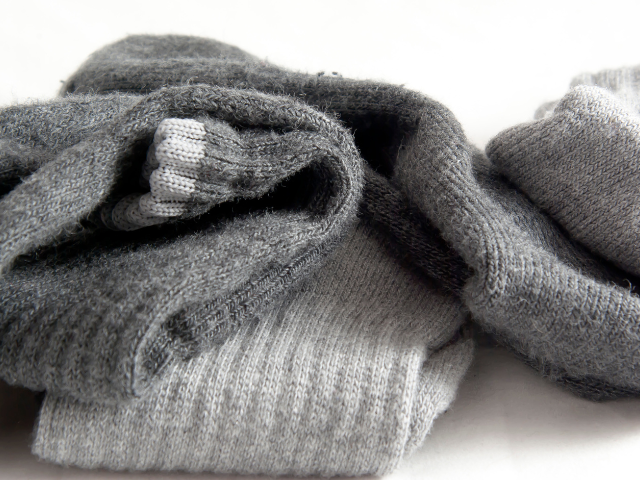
[395,108,640,399]
[488,83,640,277]
[33,220,473,477]
[571,65,640,112]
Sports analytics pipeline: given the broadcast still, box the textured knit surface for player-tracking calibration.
[488,85,640,277]
[106,116,350,231]
[0,85,362,402]
[0,94,140,194]
[62,34,471,295]
[33,220,474,477]
[360,165,470,296]
[396,128,640,400]
[62,34,640,398]
[571,65,640,112]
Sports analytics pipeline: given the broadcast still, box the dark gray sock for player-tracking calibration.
[57,34,640,398]
[0,85,362,402]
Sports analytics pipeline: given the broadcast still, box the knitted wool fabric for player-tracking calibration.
[33,219,474,477]
[396,141,640,400]
[571,66,640,110]
[60,34,471,295]
[0,86,362,402]
[535,66,640,120]
[60,34,640,398]
[0,94,139,196]
[488,82,640,277]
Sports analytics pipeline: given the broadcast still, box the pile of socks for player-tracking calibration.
[1,34,639,476]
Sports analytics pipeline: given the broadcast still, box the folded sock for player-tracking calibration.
[485,66,640,396]
[32,219,473,477]
[105,116,349,231]
[63,34,640,398]
[488,83,640,277]
[0,86,362,402]
[61,34,472,295]
[22,35,476,475]
[396,127,640,400]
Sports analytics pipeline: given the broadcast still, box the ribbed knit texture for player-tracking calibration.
[396,126,640,400]
[61,34,640,398]
[0,85,362,402]
[105,116,352,231]
[61,34,471,296]
[488,85,640,277]
[33,220,473,477]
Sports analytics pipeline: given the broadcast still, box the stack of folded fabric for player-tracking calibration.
[2,34,640,476]
[1,35,474,476]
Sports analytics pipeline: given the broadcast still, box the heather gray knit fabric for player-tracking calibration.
[61,34,640,399]
[396,126,640,400]
[535,66,640,119]
[61,34,471,296]
[572,66,640,108]
[0,94,140,195]
[488,84,640,277]
[33,220,473,477]
[0,85,362,402]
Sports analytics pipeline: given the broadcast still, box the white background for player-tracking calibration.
[2,1,640,478]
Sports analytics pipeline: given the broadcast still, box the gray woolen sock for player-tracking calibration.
[0,85,362,402]
[32,219,474,477]
[396,124,640,400]
[60,34,472,296]
[488,83,640,277]
[61,34,640,398]
[571,65,640,112]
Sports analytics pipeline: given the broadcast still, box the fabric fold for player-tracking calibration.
[396,123,640,399]
[33,220,474,477]
[62,34,472,292]
[488,85,640,277]
[65,34,640,398]
[0,85,362,402]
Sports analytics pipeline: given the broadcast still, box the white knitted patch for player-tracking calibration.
[155,118,207,142]
[111,118,206,230]
[148,165,198,200]
[111,119,206,230]
[137,193,189,217]
[125,195,173,227]
[140,118,205,214]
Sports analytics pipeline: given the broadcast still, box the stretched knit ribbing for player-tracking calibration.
[33,220,473,476]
